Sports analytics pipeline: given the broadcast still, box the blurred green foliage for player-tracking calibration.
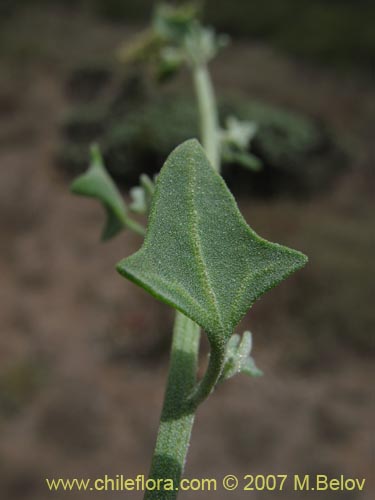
[59,81,345,196]
[3,0,374,70]
[204,0,375,69]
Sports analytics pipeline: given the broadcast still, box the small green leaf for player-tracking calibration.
[130,186,147,214]
[183,24,229,66]
[220,116,257,150]
[140,173,156,199]
[157,47,185,80]
[117,139,307,344]
[223,149,262,171]
[227,333,241,354]
[220,116,262,171]
[130,174,156,215]
[220,331,263,382]
[241,357,263,378]
[71,144,127,241]
[153,3,198,43]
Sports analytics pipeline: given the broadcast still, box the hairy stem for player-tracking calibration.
[144,59,221,500]
[144,314,200,500]
[192,63,220,172]
[187,342,226,409]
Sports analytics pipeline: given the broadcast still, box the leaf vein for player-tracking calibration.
[187,157,224,333]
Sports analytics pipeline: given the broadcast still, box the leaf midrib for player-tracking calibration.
[187,155,224,334]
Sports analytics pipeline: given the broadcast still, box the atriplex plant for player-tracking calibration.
[71,5,307,500]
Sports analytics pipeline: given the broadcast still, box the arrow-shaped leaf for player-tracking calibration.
[71,145,128,241]
[117,139,307,344]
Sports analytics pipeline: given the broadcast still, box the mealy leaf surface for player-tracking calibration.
[117,139,307,341]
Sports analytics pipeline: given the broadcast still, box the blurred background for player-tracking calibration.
[0,1,374,499]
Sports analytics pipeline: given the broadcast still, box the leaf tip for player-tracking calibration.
[295,249,309,270]
[174,137,202,154]
[115,258,128,278]
[70,173,86,195]
[89,142,103,166]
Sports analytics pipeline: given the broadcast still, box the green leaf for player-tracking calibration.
[220,331,263,382]
[130,174,156,215]
[220,116,262,171]
[233,331,263,378]
[153,3,198,43]
[129,186,147,215]
[223,149,262,171]
[140,173,156,200]
[70,144,127,241]
[220,116,257,150]
[241,357,263,378]
[117,139,307,344]
[183,24,229,66]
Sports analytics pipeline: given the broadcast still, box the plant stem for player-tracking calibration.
[144,60,221,499]
[144,314,200,500]
[192,63,220,172]
[125,217,146,236]
[187,341,226,409]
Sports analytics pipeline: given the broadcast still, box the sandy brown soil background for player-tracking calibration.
[0,4,374,499]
